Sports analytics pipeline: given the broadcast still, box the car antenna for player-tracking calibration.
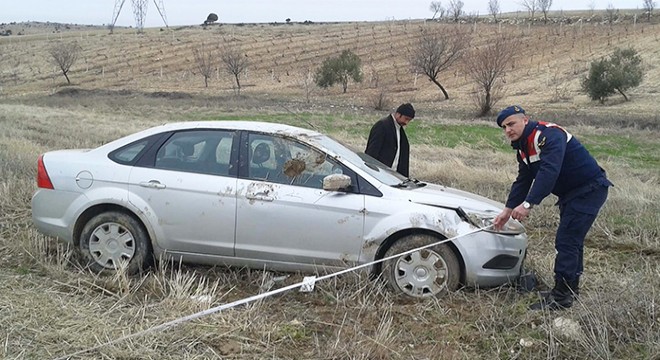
[279,104,318,130]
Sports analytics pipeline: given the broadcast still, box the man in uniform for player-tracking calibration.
[493,105,613,310]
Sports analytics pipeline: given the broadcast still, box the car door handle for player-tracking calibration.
[139,180,166,189]
[246,193,274,201]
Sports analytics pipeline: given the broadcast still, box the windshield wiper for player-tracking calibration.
[394,178,427,188]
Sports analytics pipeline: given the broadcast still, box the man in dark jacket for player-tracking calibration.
[492,105,613,311]
[365,103,415,177]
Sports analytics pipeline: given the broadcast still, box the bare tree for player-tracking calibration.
[605,3,618,24]
[643,0,656,21]
[539,0,553,23]
[448,0,464,22]
[49,41,82,84]
[587,0,596,16]
[409,28,469,99]
[300,66,314,103]
[429,1,445,19]
[488,0,501,22]
[520,0,538,20]
[192,44,215,88]
[221,46,249,94]
[464,36,520,115]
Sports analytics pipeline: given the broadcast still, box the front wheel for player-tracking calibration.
[382,234,460,299]
[79,211,151,274]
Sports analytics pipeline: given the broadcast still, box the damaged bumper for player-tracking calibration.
[452,231,528,287]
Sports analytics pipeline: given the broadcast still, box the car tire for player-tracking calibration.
[79,211,151,274]
[382,234,460,299]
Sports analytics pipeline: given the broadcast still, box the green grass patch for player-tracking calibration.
[408,123,509,151]
[13,267,31,275]
[581,134,659,169]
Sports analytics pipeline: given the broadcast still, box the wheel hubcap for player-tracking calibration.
[414,266,429,280]
[394,249,448,297]
[88,222,135,269]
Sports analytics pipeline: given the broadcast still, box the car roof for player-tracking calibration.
[155,121,322,137]
[95,121,327,153]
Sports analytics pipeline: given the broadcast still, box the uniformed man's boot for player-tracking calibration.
[568,277,580,298]
[530,280,573,311]
[539,276,580,300]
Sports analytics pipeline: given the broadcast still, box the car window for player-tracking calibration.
[246,133,344,189]
[112,140,148,163]
[312,134,404,186]
[108,133,166,165]
[155,130,234,176]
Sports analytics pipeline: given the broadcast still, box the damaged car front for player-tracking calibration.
[317,139,528,297]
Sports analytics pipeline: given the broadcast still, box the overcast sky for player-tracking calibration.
[0,0,643,27]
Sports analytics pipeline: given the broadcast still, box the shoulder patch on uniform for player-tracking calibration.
[538,136,547,147]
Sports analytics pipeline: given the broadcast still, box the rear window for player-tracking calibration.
[109,134,163,165]
[113,140,148,163]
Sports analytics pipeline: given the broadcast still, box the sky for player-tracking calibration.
[0,0,643,28]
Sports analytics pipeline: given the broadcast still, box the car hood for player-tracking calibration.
[402,183,504,213]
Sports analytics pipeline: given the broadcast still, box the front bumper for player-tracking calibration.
[452,231,528,287]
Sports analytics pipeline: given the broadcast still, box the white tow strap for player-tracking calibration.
[55,225,492,360]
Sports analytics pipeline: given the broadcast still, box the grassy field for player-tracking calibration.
[1,14,659,360]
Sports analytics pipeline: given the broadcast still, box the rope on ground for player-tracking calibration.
[55,225,492,360]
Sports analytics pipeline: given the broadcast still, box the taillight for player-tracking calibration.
[37,154,54,189]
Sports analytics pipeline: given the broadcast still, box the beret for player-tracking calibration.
[496,105,525,127]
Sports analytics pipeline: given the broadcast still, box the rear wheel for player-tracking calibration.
[382,234,460,298]
[79,211,151,274]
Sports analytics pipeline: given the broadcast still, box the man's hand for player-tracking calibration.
[493,208,513,231]
[511,204,531,222]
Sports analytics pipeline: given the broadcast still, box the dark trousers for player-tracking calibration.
[554,183,609,283]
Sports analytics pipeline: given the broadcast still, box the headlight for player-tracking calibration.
[463,209,526,235]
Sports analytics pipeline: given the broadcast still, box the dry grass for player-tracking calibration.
[1,93,658,359]
[0,16,659,359]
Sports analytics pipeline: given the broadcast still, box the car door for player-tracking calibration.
[128,129,239,256]
[235,132,365,267]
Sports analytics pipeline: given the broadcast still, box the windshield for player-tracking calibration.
[314,134,409,186]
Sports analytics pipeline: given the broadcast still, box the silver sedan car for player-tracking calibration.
[32,121,528,298]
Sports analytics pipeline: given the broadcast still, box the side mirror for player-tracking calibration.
[322,174,351,191]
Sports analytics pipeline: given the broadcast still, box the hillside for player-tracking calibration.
[1,13,659,122]
[1,12,659,360]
